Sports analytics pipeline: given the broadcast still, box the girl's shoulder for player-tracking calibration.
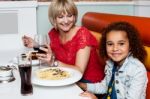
[128,56,143,65]
[122,56,147,75]
[106,56,146,72]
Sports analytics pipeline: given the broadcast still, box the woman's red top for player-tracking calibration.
[49,27,104,83]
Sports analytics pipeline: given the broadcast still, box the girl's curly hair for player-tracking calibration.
[100,21,147,63]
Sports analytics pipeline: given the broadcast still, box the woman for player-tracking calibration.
[22,0,104,83]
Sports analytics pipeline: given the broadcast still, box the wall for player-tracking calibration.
[0,1,37,50]
[1,1,149,51]
[37,1,135,35]
[134,1,150,17]
[37,4,51,35]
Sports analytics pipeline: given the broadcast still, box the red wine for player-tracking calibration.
[30,52,38,60]
[18,64,33,95]
[33,45,47,54]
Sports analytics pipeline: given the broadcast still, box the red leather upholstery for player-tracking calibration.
[82,12,150,99]
[82,12,150,47]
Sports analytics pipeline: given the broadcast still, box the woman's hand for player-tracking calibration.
[80,91,98,99]
[22,35,34,48]
[36,44,53,64]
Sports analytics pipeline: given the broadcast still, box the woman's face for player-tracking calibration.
[106,30,130,65]
[55,11,75,33]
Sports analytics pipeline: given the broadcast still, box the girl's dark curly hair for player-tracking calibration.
[100,21,147,63]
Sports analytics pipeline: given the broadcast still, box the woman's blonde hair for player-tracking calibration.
[48,0,78,28]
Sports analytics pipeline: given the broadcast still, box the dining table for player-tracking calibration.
[0,49,88,99]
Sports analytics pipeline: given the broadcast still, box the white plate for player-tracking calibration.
[32,67,82,86]
[12,57,39,66]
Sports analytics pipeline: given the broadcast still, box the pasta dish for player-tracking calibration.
[36,68,70,80]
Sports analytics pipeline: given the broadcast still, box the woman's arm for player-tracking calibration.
[37,45,91,74]
[58,46,91,73]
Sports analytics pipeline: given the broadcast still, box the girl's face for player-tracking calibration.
[106,30,130,65]
[55,11,75,33]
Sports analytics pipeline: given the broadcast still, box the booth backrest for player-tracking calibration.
[82,12,150,99]
[82,12,150,47]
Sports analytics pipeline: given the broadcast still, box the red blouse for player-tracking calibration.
[49,27,104,83]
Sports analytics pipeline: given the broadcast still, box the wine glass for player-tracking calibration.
[33,34,49,68]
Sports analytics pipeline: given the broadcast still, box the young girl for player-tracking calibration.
[22,0,104,83]
[78,21,148,99]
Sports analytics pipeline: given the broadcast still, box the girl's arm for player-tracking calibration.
[78,63,111,94]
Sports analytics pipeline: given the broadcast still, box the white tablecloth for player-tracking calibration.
[0,50,88,99]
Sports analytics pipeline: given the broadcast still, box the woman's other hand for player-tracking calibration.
[80,91,98,99]
[22,35,34,48]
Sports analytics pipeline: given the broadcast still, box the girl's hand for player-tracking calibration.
[22,35,34,48]
[80,91,98,99]
[36,44,53,64]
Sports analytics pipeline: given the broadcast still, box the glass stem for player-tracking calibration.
[39,60,42,69]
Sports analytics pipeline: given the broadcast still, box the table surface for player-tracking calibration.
[0,50,88,99]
